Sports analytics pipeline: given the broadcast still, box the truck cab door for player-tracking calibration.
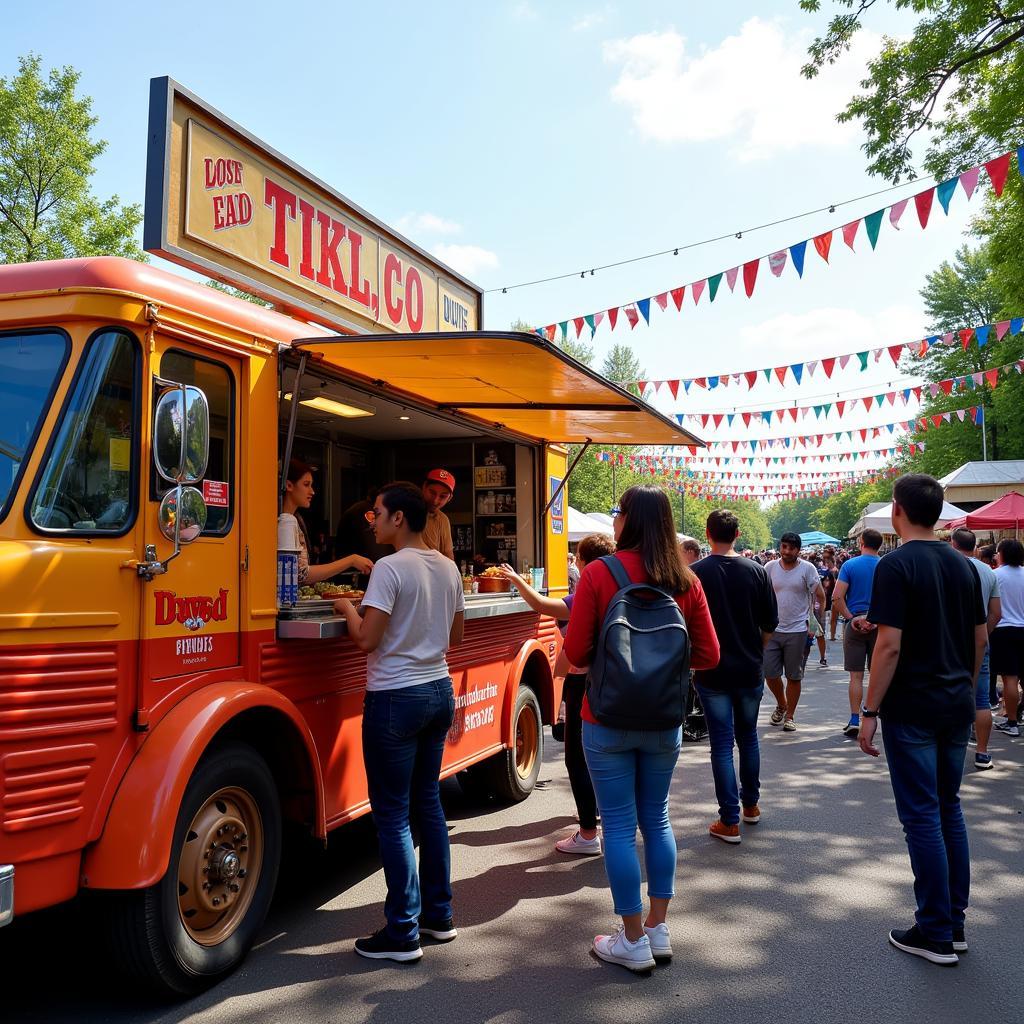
[138,342,242,714]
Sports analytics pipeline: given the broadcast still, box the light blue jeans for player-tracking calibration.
[582,720,681,916]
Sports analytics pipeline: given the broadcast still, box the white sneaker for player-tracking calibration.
[643,922,672,961]
[555,831,602,856]
[593,928,656,972]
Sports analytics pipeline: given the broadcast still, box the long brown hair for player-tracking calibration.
[615,485,693,594]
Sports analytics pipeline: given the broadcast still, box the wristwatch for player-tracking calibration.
[861,706,879,718]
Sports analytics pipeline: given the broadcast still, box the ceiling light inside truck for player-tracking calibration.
[283,393,376,418]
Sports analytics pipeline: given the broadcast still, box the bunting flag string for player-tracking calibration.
[535,147,1024,341]
[619,316,1023,398]
[597,441,922,467]
[673,358,1023,428]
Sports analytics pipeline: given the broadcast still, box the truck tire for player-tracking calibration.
[103,742,282,996]
[487,686,543,803]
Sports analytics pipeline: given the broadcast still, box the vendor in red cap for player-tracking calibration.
[422,469,456,560]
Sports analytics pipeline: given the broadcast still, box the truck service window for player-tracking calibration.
[157,350,234,534]
[0,330,69,520]
[29,329,139,534]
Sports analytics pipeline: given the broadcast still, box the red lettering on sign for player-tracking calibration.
[406,266,424,332]
[316,211,348,295]
[298,199,316,281]
[202,480,229,507]
[154,589,229,627]
[383,252,403,323]
[205,158,244,189]
[347,227,371,307]
[264,178,296,268]
[213,193,253,231]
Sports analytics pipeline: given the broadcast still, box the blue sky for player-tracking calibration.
[4,2,992,489]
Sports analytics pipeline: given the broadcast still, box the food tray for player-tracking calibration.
[278,597,360,618]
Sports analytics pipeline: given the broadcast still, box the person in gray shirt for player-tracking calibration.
[764,533,825,731]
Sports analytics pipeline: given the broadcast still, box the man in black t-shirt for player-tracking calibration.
[860,474,987,967]
[693,510,779,844]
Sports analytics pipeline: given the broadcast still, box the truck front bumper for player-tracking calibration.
[0,865,13,927]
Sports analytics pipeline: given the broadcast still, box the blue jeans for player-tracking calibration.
[696,683,763,826]
[976,647,991,711]
[582,720,681,916]
[362,678,455,941]
[882,718,971,942]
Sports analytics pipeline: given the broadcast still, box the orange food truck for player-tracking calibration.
[0,78,698,994]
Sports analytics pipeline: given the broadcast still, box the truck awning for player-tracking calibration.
[291,331,703,447]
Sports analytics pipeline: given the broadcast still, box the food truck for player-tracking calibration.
[0,78,699,994]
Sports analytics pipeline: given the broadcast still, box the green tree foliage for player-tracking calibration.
[766,495,829,538]
[0,55,142,263]
[205,279,272,307]
[800,1,1024,182]
[810,477,897,539]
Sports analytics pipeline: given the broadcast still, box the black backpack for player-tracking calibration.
[587,555,691,730]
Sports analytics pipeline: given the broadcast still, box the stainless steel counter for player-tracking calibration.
[276,593,539,640]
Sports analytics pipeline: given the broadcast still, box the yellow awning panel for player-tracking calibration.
[292,331,703,446]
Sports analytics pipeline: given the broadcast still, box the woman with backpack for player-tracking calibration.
[564,486,720,972]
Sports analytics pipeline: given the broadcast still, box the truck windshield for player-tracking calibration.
[0,331,69,518]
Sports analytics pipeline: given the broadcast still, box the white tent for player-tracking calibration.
[568,506,613,542]
[855,499,966,536]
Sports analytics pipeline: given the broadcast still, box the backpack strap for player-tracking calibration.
[600,554,633,591]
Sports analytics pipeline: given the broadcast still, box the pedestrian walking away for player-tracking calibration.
[335,481,465,963]
[564,486,720,973]
[858,474,987,967]
[764,533,825,731]
[833,529,883,737]
[692,510,779,844]
[950,528,1002,768]
[496,532,617,857]
[992,538,1024,737]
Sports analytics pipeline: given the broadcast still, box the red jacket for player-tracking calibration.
[564,549,721,725]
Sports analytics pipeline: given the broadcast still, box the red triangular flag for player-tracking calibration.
[712,414,724,429]
[544,324,557,342]
[694,377,707,389]
[932,414,944,428]
[692,279,706,305]
[888,345,903,365]
[667,379,679,400]
[607,307,619,330]
[744,370,758,389]
[654,292,668,311]
[959,328,973,349]
[775,366,788,384]
[862,397,873,412]
[624,305,639,329]
[670,286,685,311]
[813,231,833,263]
[842,221,860,249]
[985,368,999,388]
[835,400,846,416]
[821,357,836,379]
[787,407,798,422]
[985,152,1012,196]
[743,259,760,298]
[914,188,934,228]
[636,380,647,395]
[939,379,953,395]
[742,412,752,427]
[573,316,585,338]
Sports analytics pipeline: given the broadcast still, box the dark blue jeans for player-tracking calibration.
[882,718,971,942]
[362,678,455,942]
[696,683,763,826]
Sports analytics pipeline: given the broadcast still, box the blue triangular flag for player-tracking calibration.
[762,411,772,425]
[1019,146,1024,177]
[790,240,807,278]
[1010,317,1023,335]
[683,380,692,394]
[708,376,719,389]
[637,297,651,325]
[727,413,735,426]
[675,414,685,425]
[936,177,958,214]
[975,324,990,347]
[791,363,804,384]
[975,406,985,425]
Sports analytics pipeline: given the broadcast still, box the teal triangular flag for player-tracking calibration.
[708,273,723,302]
[585,314,596,336]
[558,321,568,341]
[864,209,883,249]
[936,177,958,215]
[857,352,869,371]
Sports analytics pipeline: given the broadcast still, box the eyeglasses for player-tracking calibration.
[609,507,622,518]
[364,508,384,524]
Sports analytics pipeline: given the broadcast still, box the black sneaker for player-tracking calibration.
[888,925,958,965]
[419,917,458,942]
[355,928,423,962]
[952,927,968,953]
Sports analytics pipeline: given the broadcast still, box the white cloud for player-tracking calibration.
[396,212,462,237]
[511,2,539,20]
[573,6,613,31]
[603,17,881,158]
[431,243,500,278]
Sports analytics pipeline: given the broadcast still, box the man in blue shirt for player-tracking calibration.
[833,529,883,736]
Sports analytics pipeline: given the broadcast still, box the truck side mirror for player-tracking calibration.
[158,485,208,544]
[154,384,210,484]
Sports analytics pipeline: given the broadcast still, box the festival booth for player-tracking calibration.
[945,490,1024,538]
[939,460,1024,512]
[568,506,613,542]
[854,499,966,540]
[799,530,840,547]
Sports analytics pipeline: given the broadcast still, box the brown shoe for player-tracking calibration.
[742,805,760,824]
[709,820,741,844]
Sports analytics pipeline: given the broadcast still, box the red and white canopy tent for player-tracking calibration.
[946,491,1024,537]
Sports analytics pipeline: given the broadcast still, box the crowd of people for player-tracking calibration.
[327,471,1019,975]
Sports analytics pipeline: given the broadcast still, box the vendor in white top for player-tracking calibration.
[279,458,374,584]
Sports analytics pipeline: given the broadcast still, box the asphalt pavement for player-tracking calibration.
[3,638,1022,1024]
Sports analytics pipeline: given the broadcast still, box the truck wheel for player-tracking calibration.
[488,686,543,803]
[104,742,281,996]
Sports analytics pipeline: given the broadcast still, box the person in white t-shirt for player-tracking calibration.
[992,538,1024,737]
[334,481,465,963]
